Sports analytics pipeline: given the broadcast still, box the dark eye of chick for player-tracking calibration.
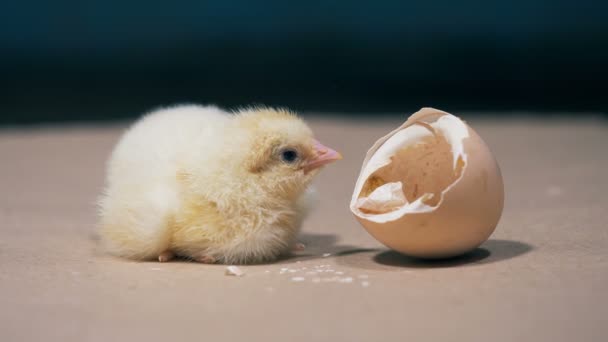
[280,149,299,163]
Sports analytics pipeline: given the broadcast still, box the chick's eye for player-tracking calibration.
[280,149,299,163]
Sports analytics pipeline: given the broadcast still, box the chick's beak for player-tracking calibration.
[302,139,342,173]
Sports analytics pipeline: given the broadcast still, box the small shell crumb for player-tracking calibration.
[291,277,305,282]
[361,281,370,287]
[225,265,245,277]
[322,253,332,257]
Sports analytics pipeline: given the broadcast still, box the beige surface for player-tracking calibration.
[1,115,607,342]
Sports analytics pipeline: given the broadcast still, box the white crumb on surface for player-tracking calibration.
[321,277,339,282]
[322,253,332,257]
[149,267,162,271]
[225,265,245,277]
[273,263,367,287]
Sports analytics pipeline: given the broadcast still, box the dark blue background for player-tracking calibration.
[1,1,607,124]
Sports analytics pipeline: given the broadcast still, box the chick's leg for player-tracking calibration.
[194,255,217,264]
[158,250,175,262]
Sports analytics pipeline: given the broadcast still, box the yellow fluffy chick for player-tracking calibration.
[98,105,341,264]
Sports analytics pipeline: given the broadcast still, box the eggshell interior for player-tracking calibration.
[352,115,467,220]
[350,108,504,258]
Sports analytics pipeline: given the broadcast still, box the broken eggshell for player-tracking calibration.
[350,108,504,258]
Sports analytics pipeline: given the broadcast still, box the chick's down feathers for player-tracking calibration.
[98,105,340,264]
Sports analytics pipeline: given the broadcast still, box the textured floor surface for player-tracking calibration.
[1,113,607,341]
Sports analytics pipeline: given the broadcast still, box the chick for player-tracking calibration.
[98,105,341,264]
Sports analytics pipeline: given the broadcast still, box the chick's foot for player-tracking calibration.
[158,251,175,262]
[293,242,306,251]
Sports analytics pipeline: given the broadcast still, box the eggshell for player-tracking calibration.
[350,108,504,258]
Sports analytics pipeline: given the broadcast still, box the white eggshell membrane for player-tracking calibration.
[355,181,407,214]
[350,114,468,222]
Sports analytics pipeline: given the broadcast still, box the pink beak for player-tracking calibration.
[302,139,342,173]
